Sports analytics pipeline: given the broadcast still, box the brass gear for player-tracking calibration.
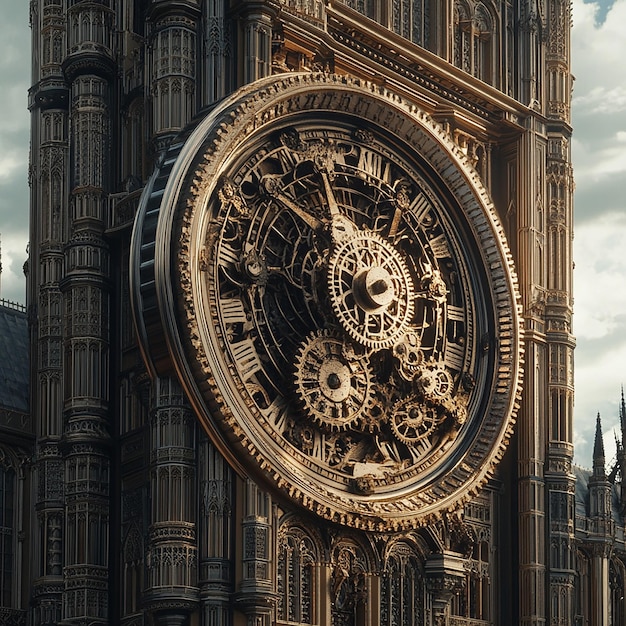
[416,362,454,399]
[294,330,374,430]
[327,231,415,350]
[392,331,424,381]
[390,395,439,446]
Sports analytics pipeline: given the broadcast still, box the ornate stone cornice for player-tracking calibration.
[0,608,26,626]
[0,407,32,435]
[28,79,69,112]
[147,0,202,25]
[324,3,530,134]
[62,50,116,83]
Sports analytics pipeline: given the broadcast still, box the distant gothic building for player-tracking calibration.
[2,1,622,625]
[574,406,626,626]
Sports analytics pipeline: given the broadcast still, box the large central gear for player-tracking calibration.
[294,330,374,430]
[327,231,415,350]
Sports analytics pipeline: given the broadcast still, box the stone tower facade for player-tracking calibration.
[5,1,582,625]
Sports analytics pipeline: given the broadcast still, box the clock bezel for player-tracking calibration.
[137,73,523,530]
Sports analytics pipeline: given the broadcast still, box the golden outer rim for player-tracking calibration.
[151,72,524,532]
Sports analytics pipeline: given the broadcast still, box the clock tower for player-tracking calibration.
[22,1,575,625]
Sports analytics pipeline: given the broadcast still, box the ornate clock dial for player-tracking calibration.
[136,74,523,530]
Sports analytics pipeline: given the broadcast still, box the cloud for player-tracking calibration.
[575,348,625,467]
[0,154,24,182]
[573,213,626,465]
[0,0,30,305]
[573,86,626,115]
[571,0,626,466]
[574,214,626,340]
[571,0,626,181]
[573,134,626,190]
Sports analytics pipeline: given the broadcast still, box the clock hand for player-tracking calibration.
[320,171,341,220]
[318,171,357,243]
[261,174,324,231]
[275,191,324,231]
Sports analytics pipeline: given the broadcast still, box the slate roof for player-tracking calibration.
[0,302,29,413]
[574,465,591,518]
[574,463,623,524]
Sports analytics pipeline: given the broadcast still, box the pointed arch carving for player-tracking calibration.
[381,537,427,626]
[122,522,144,614]
[0,446,28,609]
[277,518,324,624]
[390,0,432,47]
[610,558,626,625]
[453,0,498,84]
[329,535,375,626]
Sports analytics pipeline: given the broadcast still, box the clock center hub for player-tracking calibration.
[319,359,352,402]
[353,266,395,311]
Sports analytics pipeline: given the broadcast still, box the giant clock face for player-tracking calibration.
[135,74,523,530]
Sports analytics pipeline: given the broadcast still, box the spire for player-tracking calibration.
[619,385,626,449]
[593,413,606,476]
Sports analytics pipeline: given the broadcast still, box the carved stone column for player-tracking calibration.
[198,434,234,625]
[235,479,276,626]
[60,0,116,619]
[29,0,69,620]
[544,3,575,621]
[235,1,277,84]
[147,1,200,155]
[425,551,466,625]
[518,0,544,107]
[144,377,198,624]
[201,0,231,104]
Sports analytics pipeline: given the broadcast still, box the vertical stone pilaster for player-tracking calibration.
[236,1,277,85]
[29,0,69,622]
[235,479,276,626]
[198,434,234,626]
[590,547,610,626]
[518,0,545,108]
[543,1,575,621]
[202,0,232,105]
[144,377,198,624]
[546,0,572,123]
[147,1,200,155]
[517,118,547,626]
[58,2,116,622]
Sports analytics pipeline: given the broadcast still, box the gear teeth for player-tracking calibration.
[293,329,374,431]
[416,361,454,400]
[390,396,438,445]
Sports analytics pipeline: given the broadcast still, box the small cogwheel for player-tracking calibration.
[355,385,389,433]
[416,362,454,399]
[390,396,439,446]
[294,330,374,430]
[327,231,415,350]
[392,331,424,381]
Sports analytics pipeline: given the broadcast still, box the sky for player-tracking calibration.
[0,0,30,304]
[570,0,626,466]
[0,0,624,467]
